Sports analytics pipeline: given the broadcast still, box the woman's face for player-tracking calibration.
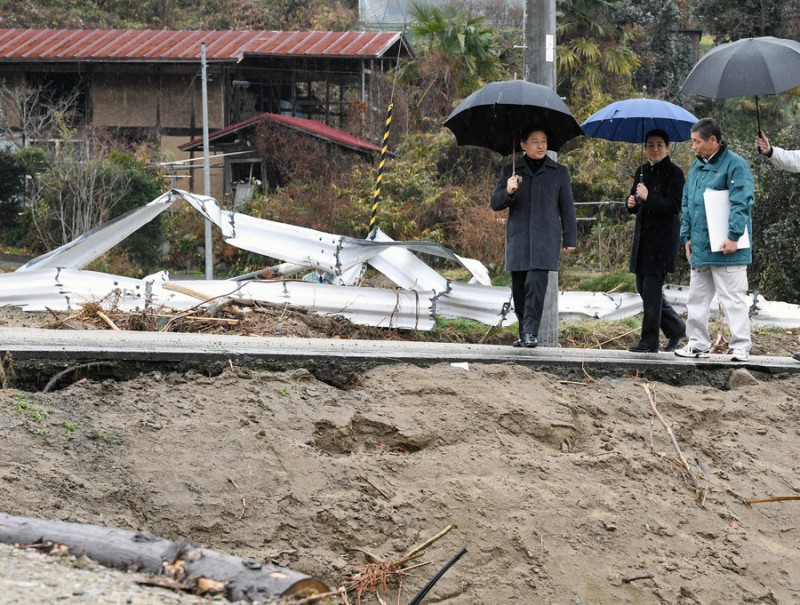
[645,135,668,163]
[520,130,548,160]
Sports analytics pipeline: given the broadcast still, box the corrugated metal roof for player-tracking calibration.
[0,28,411,62]
[179,112,389,156]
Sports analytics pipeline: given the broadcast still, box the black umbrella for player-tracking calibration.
[681,36,800,133]
[443,80,583,157]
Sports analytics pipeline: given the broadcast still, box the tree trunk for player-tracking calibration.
[0,512,328,602]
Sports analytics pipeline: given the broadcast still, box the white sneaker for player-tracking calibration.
[674,345,710,358]
[730,349,750,362]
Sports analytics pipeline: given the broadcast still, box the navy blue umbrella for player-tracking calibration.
[581,98,698,195]
[580,98,698,144]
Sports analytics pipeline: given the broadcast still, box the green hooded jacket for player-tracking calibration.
[680,142,754,266]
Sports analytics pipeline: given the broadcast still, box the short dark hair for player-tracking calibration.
[645,128,669,146]
[519,124,548,141]
[691,117,722,142]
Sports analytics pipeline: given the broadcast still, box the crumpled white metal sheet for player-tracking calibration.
[558,291,644,321]
[161,279,437,331]
[16,191,179,273]
[178,190,492,286]
[750,296,800,328]
[663,284,689,315]
[0,268,197,311]
[433,281,515,326]
[15,189,491,288]
[7,188,800,330]
[0,189,505,329]
[663,284,800,329]
[0,268,437,329]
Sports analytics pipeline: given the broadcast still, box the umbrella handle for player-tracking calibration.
[756,96,763,154]
[512,138,516,177]
[634,169,644,202]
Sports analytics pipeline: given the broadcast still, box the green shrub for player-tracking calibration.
[576,271,636,292]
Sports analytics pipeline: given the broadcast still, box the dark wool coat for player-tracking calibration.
[491,156,578,272]
[626,156,685,275]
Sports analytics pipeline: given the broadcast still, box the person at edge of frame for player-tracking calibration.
[755,130,800,362]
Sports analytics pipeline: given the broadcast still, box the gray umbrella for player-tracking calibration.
[681,36,800,133]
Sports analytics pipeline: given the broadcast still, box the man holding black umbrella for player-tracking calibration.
[755,131,800,171]
[675,118,754,362]
[491,125,578,348]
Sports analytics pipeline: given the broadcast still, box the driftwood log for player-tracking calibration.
[0,512,328,602]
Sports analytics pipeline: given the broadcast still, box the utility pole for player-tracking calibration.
[523,0,560,347]
[201,42,213,280]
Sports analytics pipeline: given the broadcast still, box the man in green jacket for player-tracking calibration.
[675,118,754,362]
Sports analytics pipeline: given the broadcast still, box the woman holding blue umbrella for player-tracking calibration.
[626,128,686,353]
[581,98,696,353]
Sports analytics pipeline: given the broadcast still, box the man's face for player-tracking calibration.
[691,131,719,159]
[520,130,548,160]
[645,135,668,163]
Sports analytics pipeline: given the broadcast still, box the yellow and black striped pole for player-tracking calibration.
[368,102,393,240]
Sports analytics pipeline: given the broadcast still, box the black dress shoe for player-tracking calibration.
[663,333,685,352]
[521,333,538,348]
[628,342,658,353]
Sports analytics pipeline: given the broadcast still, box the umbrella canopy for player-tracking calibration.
[581,98,699,144]
[681,36,800,99]
[681,36,800,133]
[443,80,583,155]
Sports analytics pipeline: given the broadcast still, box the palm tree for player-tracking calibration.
[397,2,507,128]
[556,0,640,99]
[409,2,503,81]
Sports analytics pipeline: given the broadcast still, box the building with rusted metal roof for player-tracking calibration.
[0,28,412,199]
[177,111,393,204]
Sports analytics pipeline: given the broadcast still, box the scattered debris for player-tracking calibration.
[622,573,654,584]
[744,495,800,505]
[344,525,456,605]
[641,382,708,506]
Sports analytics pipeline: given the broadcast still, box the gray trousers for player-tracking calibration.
[685,265,751,351]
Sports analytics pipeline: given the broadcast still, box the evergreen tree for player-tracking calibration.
[687,0,785,41]
[556,0,640,99]
[615,0,695,98]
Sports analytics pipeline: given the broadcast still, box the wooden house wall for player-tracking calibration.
[90,64,225,133]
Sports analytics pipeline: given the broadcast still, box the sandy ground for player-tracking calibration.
[2,305,800,604]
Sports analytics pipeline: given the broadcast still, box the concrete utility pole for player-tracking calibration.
[201,42,213,280]
[523,0,560,347]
